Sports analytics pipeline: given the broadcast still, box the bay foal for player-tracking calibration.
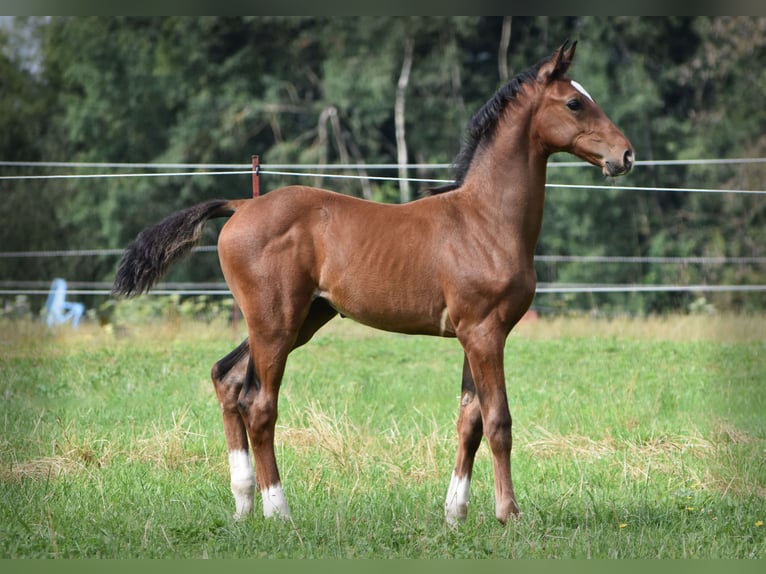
[113,41,633,525]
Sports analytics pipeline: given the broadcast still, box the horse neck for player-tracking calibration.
[459,103,550,260]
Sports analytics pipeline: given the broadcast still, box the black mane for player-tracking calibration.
[425,59,545,195]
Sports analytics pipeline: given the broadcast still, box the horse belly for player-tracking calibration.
[318,263,447,336]
[326,294,446,336]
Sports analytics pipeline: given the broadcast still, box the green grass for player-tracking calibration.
[1,315,764,558]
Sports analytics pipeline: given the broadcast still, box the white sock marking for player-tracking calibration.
[262,482,291,519]
[444,471,471,526]
[571,80,594,102]
[228,449,255,520]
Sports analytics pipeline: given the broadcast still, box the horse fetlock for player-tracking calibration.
[444,471,470,527]
[445,504,469,528]
[495,498,521,525]
[261,483,291,519]
[232,485,255,521]
[229,449,256,520]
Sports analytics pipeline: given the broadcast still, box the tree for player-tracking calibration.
[0,20,62,291]
[1,16,763,315]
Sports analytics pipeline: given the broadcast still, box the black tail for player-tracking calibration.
[112,199,238,298]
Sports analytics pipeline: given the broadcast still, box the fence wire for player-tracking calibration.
[2,158,764,300]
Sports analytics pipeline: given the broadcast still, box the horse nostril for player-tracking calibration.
[623,149,634,172]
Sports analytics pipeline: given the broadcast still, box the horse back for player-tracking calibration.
[217,185,453,335]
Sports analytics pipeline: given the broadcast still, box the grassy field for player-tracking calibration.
[0,313,764,558]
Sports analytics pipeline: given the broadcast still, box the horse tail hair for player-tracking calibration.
[112,199,244,298]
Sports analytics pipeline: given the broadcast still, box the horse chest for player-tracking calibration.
[444,254,536,331]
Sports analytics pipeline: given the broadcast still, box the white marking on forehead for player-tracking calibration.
[571,80,594,102]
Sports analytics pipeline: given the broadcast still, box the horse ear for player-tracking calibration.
[538,40,577,83]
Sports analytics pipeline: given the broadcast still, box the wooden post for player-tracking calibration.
[252,154,260,197]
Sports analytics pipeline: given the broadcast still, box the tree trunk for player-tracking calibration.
[395,38,414,203]
[498,16,512,82]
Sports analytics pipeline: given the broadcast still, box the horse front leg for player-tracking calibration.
[459,326,519,524]
[445,355,483,526]
[211,339,255,520]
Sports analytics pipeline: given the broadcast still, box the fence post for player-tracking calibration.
[252,155,260,198]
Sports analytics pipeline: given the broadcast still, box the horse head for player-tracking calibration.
[533,41,634,177]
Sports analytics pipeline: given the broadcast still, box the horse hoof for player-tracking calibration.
[445,505,468,528]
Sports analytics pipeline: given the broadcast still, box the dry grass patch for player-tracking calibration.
[519,422,766,497]
[6,453,93,482]
[279,403,449,485]
[522,424,715,460]
[3,407,218,485]
[128,407,215,471]
[514,313,766,343]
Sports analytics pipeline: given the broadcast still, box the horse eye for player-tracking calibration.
[566,99,583,111]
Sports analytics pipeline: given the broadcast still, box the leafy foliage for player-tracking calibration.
[1,17,764,314]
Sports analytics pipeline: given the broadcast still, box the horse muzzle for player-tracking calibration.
[603,148,634,177]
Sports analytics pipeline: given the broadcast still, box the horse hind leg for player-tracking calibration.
[211,339,254,520]
[237,298,338,520]
[235,332,293,520]
[445,355,484,526]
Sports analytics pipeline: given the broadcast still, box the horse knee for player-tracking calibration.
[484,409,512,451]
[238,393,277,434]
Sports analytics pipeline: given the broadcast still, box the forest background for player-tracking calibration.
[1,16,765,317]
